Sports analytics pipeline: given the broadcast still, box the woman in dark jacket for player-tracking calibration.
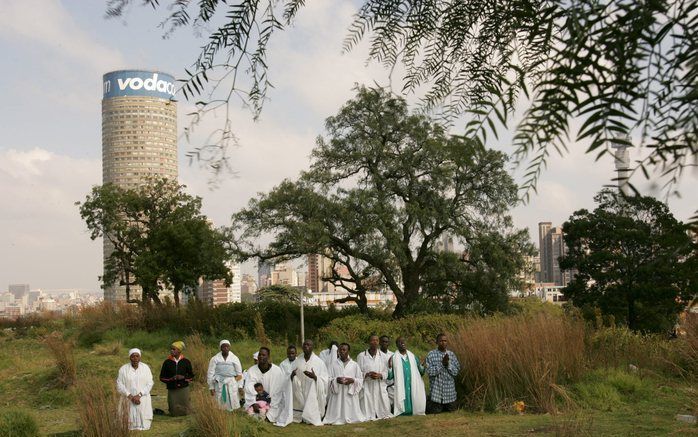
[159,340,195,416]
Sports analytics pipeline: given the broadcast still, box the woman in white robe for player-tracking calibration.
[324,344,365,425]
[206,340,243,411]
[116,348,154,431]
[357,336,391,420]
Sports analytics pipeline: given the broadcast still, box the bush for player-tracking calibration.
[319,313,465,347]
[585,327,681,375]
[0,410,39,437]
[44,331,76,388]
[76,377,129,437]
[452,312,585,413]
[572,369,649,412]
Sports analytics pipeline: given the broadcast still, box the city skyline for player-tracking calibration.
[1,0,696,293]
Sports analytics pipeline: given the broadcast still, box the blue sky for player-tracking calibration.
[1,0,696,292]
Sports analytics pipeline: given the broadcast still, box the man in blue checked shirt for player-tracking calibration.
[425,333,460,414]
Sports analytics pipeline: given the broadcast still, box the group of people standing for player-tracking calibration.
[115,333,460,431]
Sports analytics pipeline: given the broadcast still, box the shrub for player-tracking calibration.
[44,331,76,388]
[253,312,270,346]
[452,312,585,413]
[319,313,465,347]
[0,409,39,437]
[76,377,129,437]
[93,340,122,356]
[585,327,681,375]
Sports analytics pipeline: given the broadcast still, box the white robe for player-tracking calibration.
[244,364,293,427]
[291,353,329,426]
[318,345,338,371]
[324,358,365,425]
[279,358,298,376]
[206,352,242,411]
[392,350,426,416]
[357,350,391,420]
[116,363,154,431]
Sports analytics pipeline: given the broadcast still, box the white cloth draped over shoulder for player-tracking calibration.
[392,350,426,416]
[382,349,395,403]
[279,358,298,376]
[318,345,338,371]
[323,358,365,425]
[357,349,391,420]
[116,363,154,431]
[206,352,242,411]
[291,353,329,426]
[244,364,293,427]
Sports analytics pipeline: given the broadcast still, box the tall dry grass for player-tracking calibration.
[190,388,238,437]
[452,312,585,413]
[76,377,129,437]
[185,332,212,385]
[44,332,76,388]
[253,312,270,346]
[677,312,698,377]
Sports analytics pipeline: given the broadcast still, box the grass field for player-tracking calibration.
[1,328,696,436]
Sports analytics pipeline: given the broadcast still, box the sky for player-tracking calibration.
[1,0,696,293]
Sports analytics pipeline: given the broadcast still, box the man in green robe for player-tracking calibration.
[388,337,426,416]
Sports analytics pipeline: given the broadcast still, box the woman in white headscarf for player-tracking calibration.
[116,348,154,430]
[206,340,243,410]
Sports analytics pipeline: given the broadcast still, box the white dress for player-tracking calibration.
[357,349,391,420]
[291,353,329,426]
[206,352,243,411]
[116,363,154,431]
[324,358,365,425]
[392,351,426,416]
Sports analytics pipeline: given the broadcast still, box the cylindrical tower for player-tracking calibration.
[101,70,178,302]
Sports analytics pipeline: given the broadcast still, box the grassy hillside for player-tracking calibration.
[1,326,696,436]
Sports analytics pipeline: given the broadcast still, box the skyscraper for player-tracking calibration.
[102,70,178,302]
[538,223,574,286]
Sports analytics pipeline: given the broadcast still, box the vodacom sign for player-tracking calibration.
[103,70,177,100]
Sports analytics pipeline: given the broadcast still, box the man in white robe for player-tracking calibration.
[357,335,391,420]
[380,335,395,406]
[116,348,154,431]
[389,337,426,416]
[279,344,298,376]
[244,347,293,427]
[206,339,243,411]
[324,343,365,425]
[291,339,328,426]
[318,341,339,371]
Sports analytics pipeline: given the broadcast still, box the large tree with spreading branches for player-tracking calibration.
[231,87,533,316]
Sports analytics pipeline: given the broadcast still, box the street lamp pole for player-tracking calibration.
[300,287,305,342]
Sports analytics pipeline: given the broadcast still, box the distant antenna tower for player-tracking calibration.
[611,137,631,195]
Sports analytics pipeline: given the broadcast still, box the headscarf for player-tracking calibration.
[171,341,185,352]
[128,348,141,357]
[219,339,231,347]
[253,351,259,361]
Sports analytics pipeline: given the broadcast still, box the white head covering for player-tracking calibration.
[253,351,259,361]
[128,348,141,357]
[219,339,231,347]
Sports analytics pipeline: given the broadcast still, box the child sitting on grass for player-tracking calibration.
[246,382,271,419]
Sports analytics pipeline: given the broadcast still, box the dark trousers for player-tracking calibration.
[426,399,457,414]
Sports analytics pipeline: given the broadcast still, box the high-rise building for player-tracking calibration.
[307,253,336,293]
[101,70,178,302]
[197,262,242,306]
[258,261,272,289]
[8,284,29,300]
[538,223,575,286]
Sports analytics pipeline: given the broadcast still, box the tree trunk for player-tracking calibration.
[627,295,636,331]
[173,287,180,307]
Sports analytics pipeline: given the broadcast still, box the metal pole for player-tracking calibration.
[300,287,305,343]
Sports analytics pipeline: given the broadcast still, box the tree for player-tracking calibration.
[256,284,308,304]
[77,178,232,304]
[231,87,531,316]
[106,0,697,209]
[560,189,698,332]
